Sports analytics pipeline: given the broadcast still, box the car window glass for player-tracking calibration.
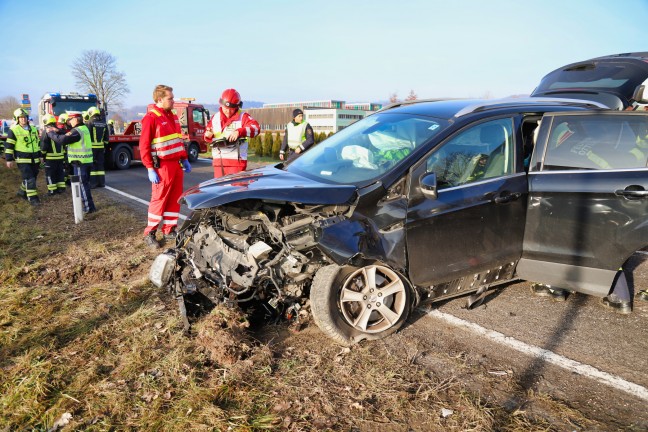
[287,113,449,184]
[542,114,648,170]
[424,118,514,189]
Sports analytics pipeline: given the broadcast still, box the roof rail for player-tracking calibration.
[453,97,609,118]
[377,98,467,113]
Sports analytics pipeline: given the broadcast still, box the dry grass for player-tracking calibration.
[0,165,600,431]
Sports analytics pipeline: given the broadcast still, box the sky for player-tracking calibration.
[1,0,647,109]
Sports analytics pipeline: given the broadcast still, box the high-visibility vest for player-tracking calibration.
[149,108,185,159]
[212,112,248,159]
[630,134,648,162]
[67,125,94,164]
[286,121,307,150]
[7,124,40,163]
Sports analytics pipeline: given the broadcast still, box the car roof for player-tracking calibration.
[376,97,607,120]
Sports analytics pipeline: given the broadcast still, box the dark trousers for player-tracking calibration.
[45,159,66,194]
[73,162,96,213]
[90,148,105,188]
[17,162,40,202]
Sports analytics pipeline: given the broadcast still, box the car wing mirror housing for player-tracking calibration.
[420,172,438,200]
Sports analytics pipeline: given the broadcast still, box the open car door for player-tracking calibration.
[516,111,648,296]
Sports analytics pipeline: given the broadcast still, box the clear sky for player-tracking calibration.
[1,0,647,108]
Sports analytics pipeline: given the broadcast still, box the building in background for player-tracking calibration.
[247,99,382,134]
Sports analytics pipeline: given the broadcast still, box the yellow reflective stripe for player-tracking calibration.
[150,109,162,117]
[630,147,645,162]
[151,133,182,144]
[587,151,612,169]
[6,138,16,145]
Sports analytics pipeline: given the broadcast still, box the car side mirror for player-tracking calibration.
[420,172,438,200]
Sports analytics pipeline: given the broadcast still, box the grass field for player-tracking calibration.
[0,163,597,431]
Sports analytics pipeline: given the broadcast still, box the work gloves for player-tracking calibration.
[181,159,191,173]
[147,168,160,184]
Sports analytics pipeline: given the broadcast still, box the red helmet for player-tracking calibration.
[220,88,242,109]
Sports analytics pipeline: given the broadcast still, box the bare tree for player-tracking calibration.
[389,92,399,104]
[71,50,129,113]
[405,90,418,101]
[0,96,21,119]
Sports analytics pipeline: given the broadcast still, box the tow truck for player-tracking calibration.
[106,100,211,169]
[38,93,211,169]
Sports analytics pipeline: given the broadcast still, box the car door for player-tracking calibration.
[516,111,648,296]
[406,117,528,287]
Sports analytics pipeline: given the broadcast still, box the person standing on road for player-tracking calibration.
[45,112,97,214]
[39,114,66,195]
[280,108,315,162]
[204,88,260,178]
[86,106,108,188]
[139,84,191,249]
[5,108,43,205]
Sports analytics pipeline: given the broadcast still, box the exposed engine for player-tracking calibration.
[153,200,351,329]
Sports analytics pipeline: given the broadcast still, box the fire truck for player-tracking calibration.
[38,93,211,169]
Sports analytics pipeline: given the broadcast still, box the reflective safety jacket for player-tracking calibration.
[87,116,109,149]
[67,125,93,164]
[206,109,260,160]
[6,124,40,163]
[40,128,66,161]
[139,104,187,169]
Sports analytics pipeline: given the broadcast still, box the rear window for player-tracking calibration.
[542,114,648,170]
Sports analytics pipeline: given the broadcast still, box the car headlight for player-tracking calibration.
[150,252,176,288]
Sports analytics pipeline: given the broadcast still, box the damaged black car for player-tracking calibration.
[151,96,648,346]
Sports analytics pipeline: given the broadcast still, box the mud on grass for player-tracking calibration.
[0,166,602,431]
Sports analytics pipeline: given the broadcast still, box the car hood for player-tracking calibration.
[181,165,359,209]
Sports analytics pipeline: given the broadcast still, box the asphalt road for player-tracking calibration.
[101,159,648,426]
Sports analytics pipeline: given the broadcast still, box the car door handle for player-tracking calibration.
[493,192,521,204]
[615,188,648,198]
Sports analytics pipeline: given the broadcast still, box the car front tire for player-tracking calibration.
[310,264,412,346]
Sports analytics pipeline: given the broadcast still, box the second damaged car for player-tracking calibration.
[151,97,648,346]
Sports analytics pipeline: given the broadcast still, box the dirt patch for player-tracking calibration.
[195,305,255,366]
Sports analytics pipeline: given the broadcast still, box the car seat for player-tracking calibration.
[481,124,508,179]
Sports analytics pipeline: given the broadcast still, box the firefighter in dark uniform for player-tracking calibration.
[86,106,108,188]
[40,114,67,195]
[57,112,72,185]
[45,111,97,213]
[5,108,43,205]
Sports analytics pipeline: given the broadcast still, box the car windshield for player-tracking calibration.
[287,113,449,184]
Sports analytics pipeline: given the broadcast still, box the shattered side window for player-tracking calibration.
[425,118,514,189]
[543,114,648,170]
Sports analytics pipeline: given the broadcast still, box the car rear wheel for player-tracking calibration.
[112,144,132,170]
[310,264,412,346]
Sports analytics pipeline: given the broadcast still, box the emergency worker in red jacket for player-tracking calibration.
[139,84,191,249]
[204,88,260,177]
